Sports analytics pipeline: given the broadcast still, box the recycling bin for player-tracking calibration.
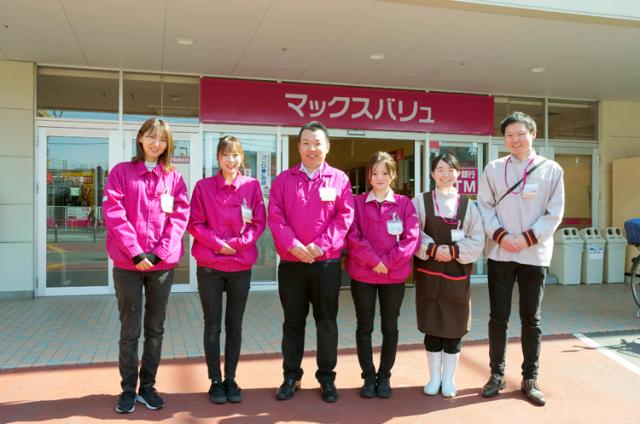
[602,227,626,283]
[549,227,584,285]
[578,227,605,284]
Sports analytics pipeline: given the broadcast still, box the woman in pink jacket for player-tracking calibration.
[345,151,420,399]
[103,118,190,414]
[188,136,266,405]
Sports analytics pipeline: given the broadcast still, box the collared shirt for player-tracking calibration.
[365,188,396,204]
[477,151,565,266]
[300,163,321,180]
[268,161,355,262]
[412,187,485,265]
[103,160,190,271]
[346,190,419,283]
[188,171,266,272]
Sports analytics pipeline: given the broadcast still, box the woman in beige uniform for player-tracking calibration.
[412,153,484,398]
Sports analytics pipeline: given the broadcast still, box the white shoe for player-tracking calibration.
[441,352,460,398]
[423,351,442,396]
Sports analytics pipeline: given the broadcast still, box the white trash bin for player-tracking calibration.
[550,227,584,285]
[578,227,605,284]
[602,227,626,283]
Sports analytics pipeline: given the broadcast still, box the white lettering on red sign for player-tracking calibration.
[285,93,435,124]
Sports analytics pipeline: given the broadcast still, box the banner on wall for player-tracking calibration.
[200,78,494,135]
[257,152,271,195]
[456,168,478,195]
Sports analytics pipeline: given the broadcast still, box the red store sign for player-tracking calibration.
[200,78,493,135]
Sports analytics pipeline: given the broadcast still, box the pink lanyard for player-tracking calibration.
[432,190,460,226]
[504,155,536,194]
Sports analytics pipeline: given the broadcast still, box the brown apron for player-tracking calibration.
[414,193,472,339]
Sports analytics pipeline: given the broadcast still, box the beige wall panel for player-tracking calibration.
[0,242,34,293]
[598,100,640,227]
[0,205,33,242]
[0,109,34,157]
[0,157,33,204]
[612,157,640,272]
[0,61,35,109]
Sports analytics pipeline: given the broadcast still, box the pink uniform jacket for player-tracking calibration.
[268,162,355,262]
[188,172,266,272]
[103,161,190,271]
[346,192,420,284]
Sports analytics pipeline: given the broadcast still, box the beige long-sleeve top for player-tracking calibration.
[477,151,565,267]
[412,188,485,265]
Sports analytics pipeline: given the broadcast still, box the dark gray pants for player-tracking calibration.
[114,267,174,393]
[487,259,546,379]
[197,266,251,382]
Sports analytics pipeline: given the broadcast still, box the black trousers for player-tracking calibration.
[487,259,546,379]
[350,279,405,379]
[114,267,174,393]
[278,260,341,383]
[197,266,251,382]
[424,334,462,354]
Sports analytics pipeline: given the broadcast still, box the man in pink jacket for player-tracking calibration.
[268,121,355,403]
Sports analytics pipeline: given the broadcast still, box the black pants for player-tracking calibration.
[424,334,462,354]
[350,279,405,379]
[197,266,251,382]
[114,267,174,393]
[278,260,341,383]
[487,259,546,379]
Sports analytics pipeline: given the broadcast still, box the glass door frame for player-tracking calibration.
[123,123,201,293]
[36,125,120,296]
[202,123,286,290]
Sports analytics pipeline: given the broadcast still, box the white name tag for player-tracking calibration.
[387,219,403,236]
[241,199,253,224]
[319,186,337,201]
[522,183,538,199]
[451,229,465,243]
[160,193,174,213]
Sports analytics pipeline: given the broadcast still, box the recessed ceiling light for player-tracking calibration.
[170,95,182,102]
[175,37,194,46]
[531,66,546,73]
[369,53,386,60]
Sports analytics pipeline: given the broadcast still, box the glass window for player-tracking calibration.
[548,100,597,140]
[37,67,118,120]
[123,73,199,123]
[493,96,545,137]
[46,135,109,287]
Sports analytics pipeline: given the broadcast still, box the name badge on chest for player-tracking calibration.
[522,182,538,199]
[241,199,253,224]
[160,193,174,214]
[451,229,465,243]
[319,186,337,202]
[387,212,403,237]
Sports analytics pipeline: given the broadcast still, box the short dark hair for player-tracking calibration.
[298,121,330,143]
[500,111,537,135]
[431,153,460,174]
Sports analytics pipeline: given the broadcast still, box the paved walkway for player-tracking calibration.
[1,336,637,423]
[0,283,639,369]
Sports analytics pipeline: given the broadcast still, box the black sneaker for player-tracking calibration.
[376,377,392,399]
[224,378,242,403]
[136,386,165,410]
[115,391,136,414]
[209,380,227,404]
